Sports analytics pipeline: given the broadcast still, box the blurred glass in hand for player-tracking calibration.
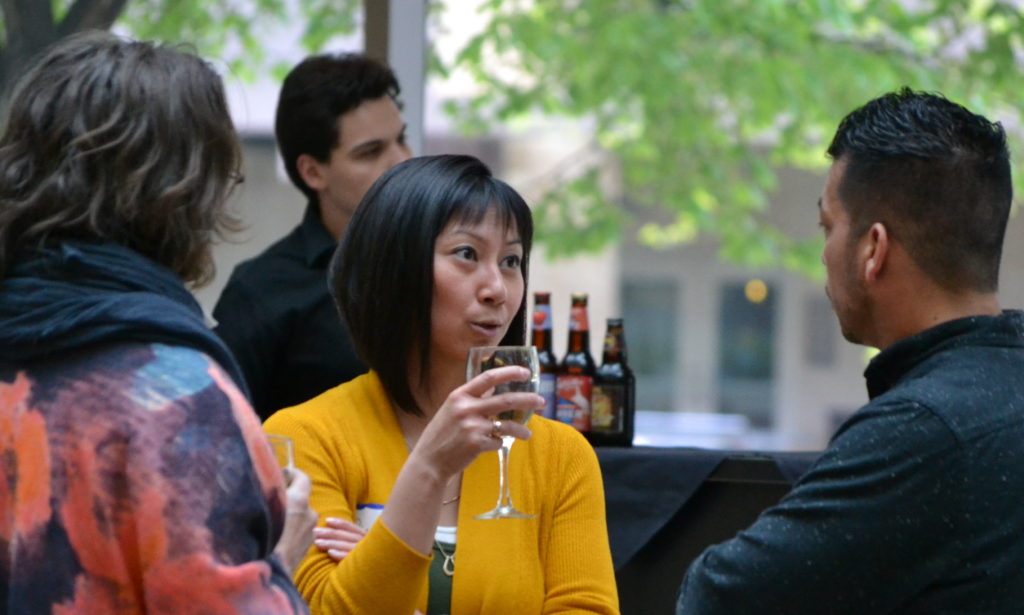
[267,434,295,484]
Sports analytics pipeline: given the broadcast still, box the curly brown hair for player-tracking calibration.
[0,31,242,286]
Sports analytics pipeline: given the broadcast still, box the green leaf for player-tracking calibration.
[437,0,1024,277]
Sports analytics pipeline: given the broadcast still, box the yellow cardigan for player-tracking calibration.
[264,371,619,615]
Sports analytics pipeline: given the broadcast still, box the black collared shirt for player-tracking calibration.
[213,204,366,420]
[678,310,1024,614]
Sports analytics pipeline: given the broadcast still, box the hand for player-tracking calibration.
[313,517,367,562]
[273,467,319,576]
[411,365,544,481]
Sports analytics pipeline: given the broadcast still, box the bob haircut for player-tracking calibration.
[331,154,533,416]
[0,31,242,285]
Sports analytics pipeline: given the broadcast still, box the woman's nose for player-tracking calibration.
[478,264,508,304]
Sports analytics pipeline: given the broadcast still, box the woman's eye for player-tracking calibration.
[502,254,521,268]
[455,246,477,260]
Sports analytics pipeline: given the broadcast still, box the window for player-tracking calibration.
[621,279,678,412]
[717,281,775,427]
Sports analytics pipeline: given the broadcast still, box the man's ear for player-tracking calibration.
[862,222,889,283]
[296,154,327,192]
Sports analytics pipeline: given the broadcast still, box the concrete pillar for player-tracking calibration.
[364,0,427,156]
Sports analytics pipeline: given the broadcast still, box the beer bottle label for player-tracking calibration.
[556,375,592,431]
[569,305,588,331]
[533,303,552,330]
[538,372,557,419]
[591,383,624,431]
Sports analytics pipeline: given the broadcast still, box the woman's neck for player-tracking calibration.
[413,360,465,417]
[397,352,466,446]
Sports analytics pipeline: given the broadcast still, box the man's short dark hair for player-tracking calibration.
[826,87,1012,293]
[330,154,534,416]
[274,52,401,205]
[0,31,241,285]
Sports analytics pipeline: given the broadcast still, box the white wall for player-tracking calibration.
[193,139,305,322]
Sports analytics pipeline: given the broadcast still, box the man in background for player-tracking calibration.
[677,88,1024,612]
[214,53,412,420]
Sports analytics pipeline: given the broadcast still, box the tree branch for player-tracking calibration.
[1,0,55,51]
[58,0,129,38]
[813,28,940,70]
[0,0,57,102]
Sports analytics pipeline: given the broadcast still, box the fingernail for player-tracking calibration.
[315,539,326,546]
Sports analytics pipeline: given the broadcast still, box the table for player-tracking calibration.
[596,447,820,615]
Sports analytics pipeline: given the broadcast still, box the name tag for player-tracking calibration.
[355,503,384,530]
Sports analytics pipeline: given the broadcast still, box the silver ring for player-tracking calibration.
[490,419,503,439]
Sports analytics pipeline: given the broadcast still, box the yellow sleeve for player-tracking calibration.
[542,430,620,614]
[263,405,430,615]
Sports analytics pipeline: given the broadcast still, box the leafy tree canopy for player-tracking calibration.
[3,0,1023,278]
[440,0,1024,276]
[119,0,360,80]
[0,0,359,96]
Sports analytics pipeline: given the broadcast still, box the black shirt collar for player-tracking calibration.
[296,202,338,269]
[864,309,1024,399]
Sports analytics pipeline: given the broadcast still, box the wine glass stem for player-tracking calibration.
[497,437,515,509]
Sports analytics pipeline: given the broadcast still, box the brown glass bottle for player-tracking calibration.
[556,293,596,434]
[531,292,558,419]
[590,318,635,447]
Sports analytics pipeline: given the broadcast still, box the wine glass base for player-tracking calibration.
[474,506,536,520]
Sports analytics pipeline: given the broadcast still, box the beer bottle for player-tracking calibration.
[531,292,558,420]
[590,318,635,447]
[557,293,596,433]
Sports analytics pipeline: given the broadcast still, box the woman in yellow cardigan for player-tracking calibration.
[264,154,618,615]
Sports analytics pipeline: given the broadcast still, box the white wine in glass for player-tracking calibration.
[466,345,539,519]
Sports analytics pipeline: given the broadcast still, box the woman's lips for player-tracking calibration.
[470,321,503,338]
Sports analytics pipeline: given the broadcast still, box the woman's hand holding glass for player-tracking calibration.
[314,364,542,564]
[272,465,319,576]
[466,346,539,519]
[265,433,319,575]
[408,364,541,481]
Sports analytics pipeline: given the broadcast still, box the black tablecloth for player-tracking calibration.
[596,446,820,614]
[597,447,820,570]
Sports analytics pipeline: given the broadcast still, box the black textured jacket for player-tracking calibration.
[678,310,1024,614]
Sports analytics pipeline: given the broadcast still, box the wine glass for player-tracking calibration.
[467,345,539,519]
[267,434,295,484]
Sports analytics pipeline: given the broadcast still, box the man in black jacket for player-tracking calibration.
[214,53,412,420]
[677,89,1024,613]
